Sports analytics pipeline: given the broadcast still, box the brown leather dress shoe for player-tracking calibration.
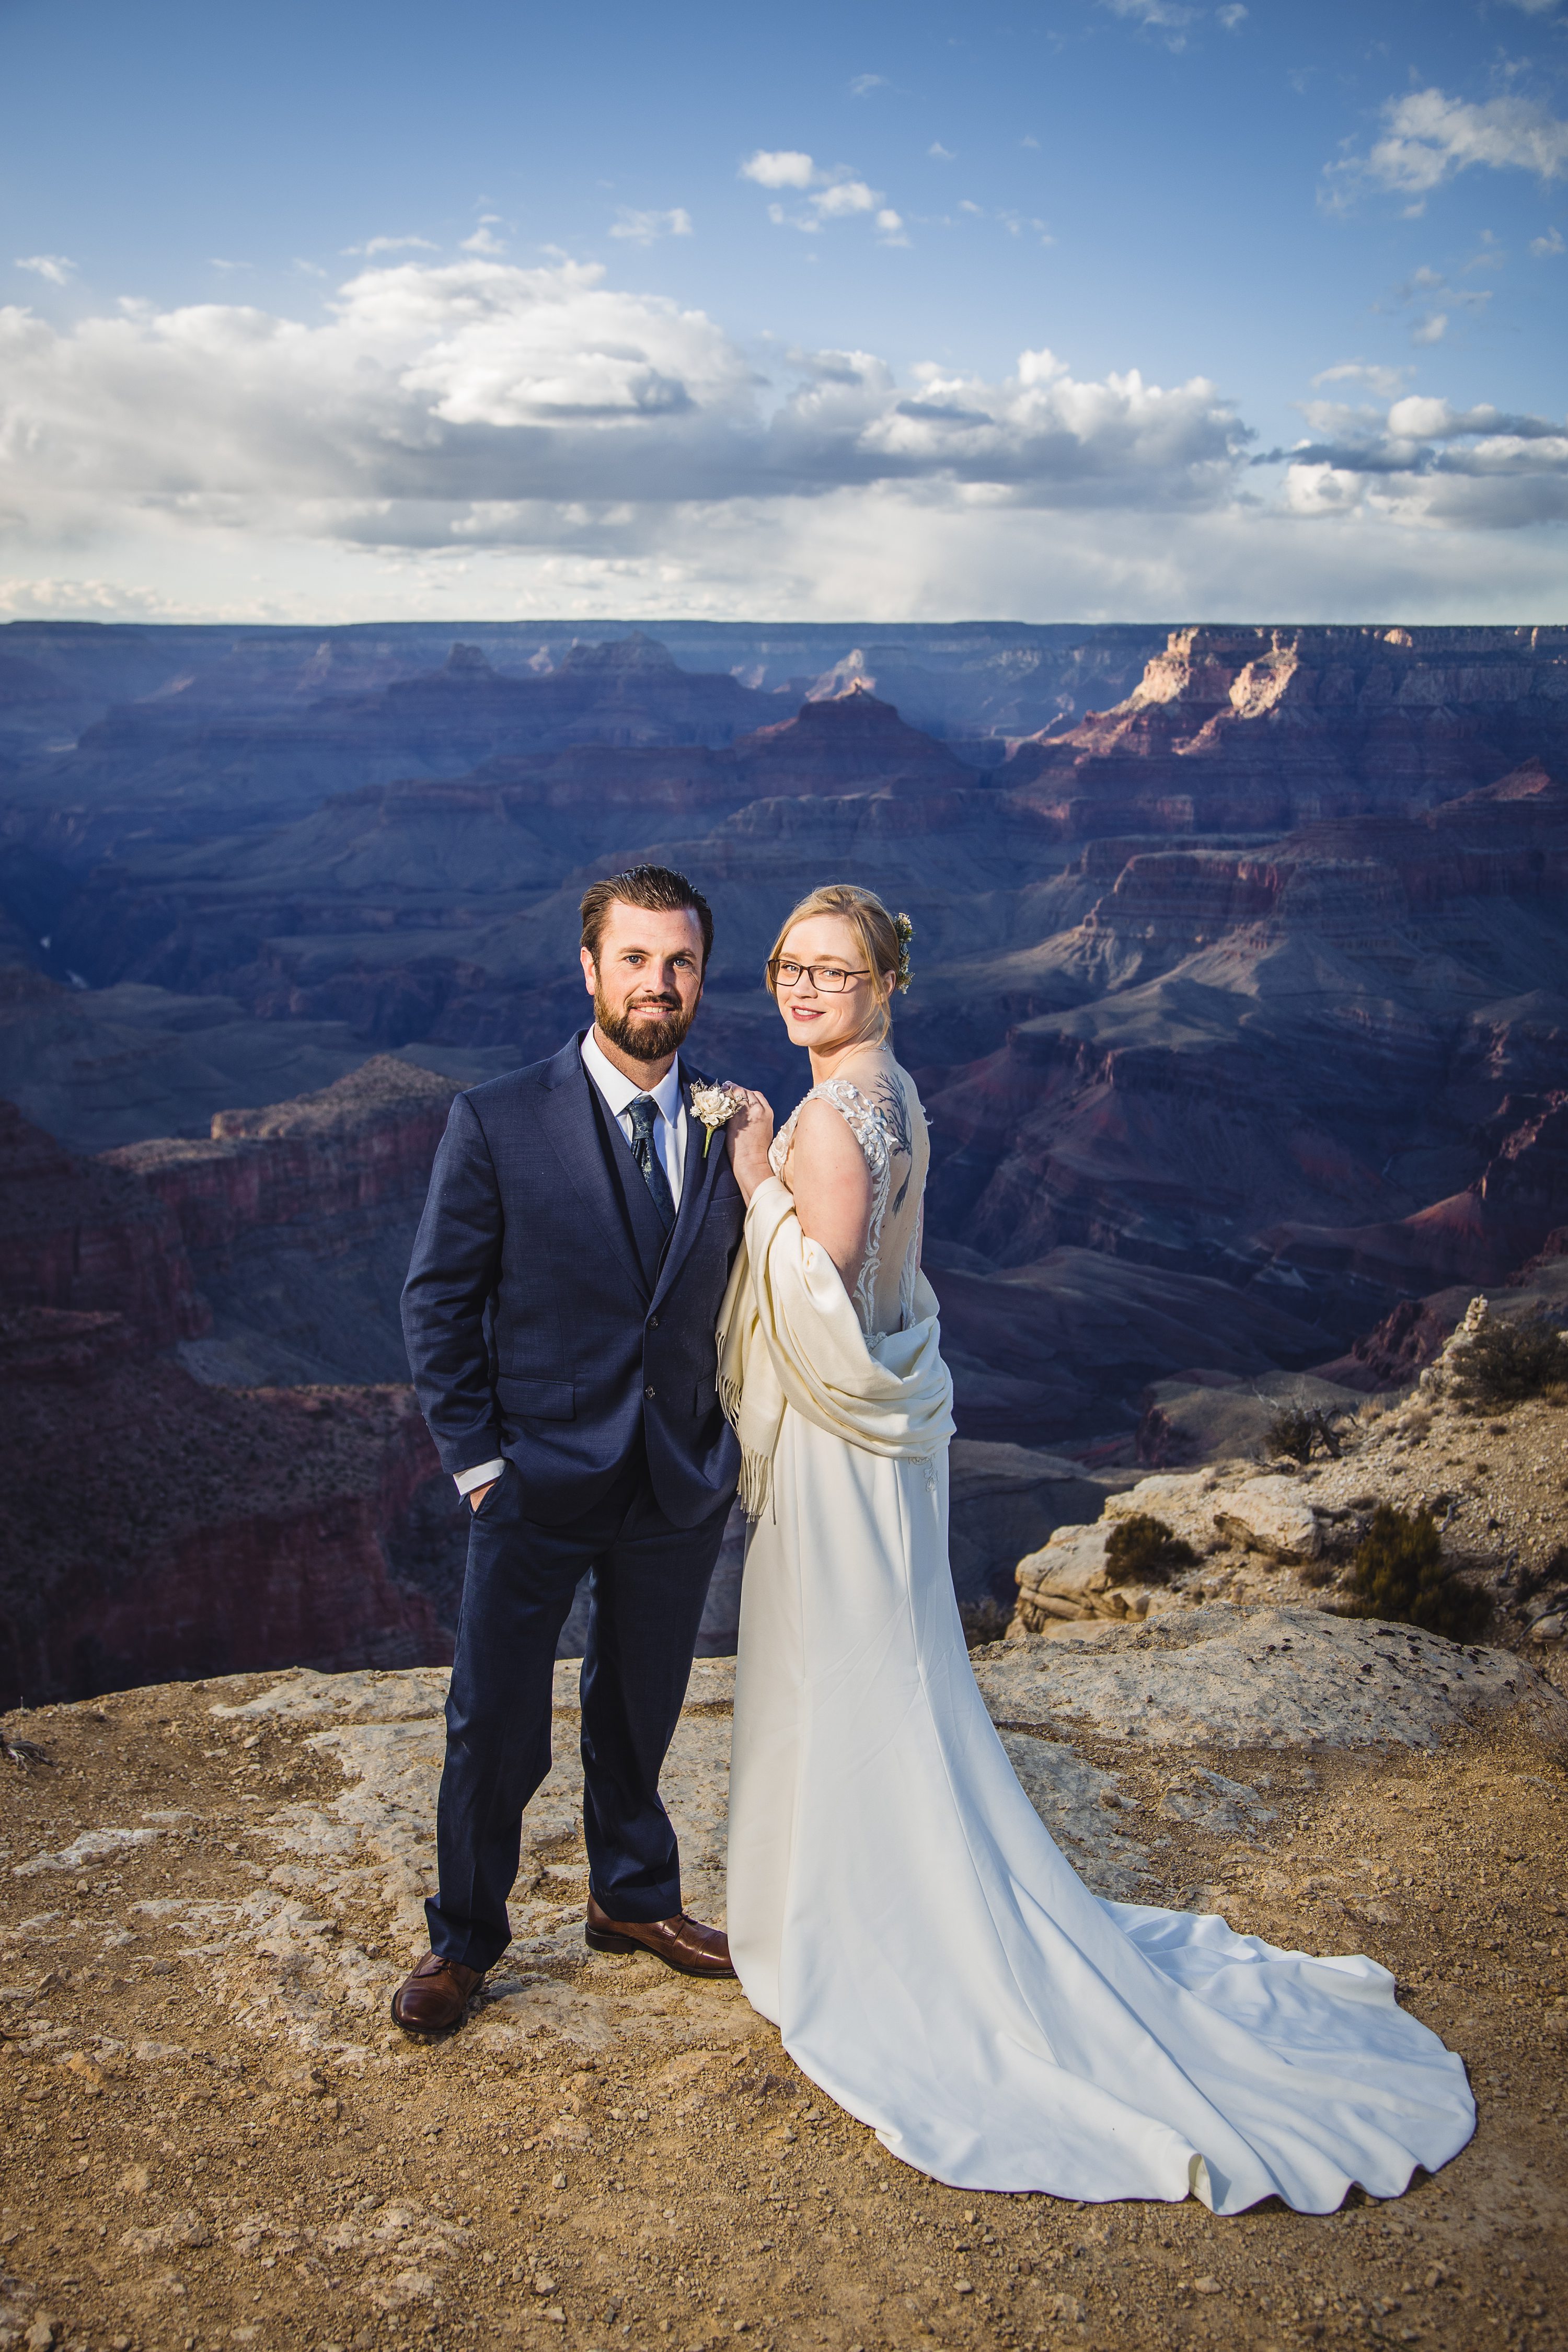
[390,1952,485,2036]
[584,1893,735,1978]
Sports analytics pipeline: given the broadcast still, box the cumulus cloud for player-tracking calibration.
[1325,86,1568,213]
[1258,389,1568,531]
[15,254,76,285]
[741,149,903,238]
[1532,225,1565,255]
[609,208,694,244]
[461,216,507,256]
[849,73,887,95]
[1216,3,1247,26]
[0,256,1250,559]
[2,258,1561,623]
[741,151,816,191]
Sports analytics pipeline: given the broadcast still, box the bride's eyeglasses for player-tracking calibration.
[769,958,872,994]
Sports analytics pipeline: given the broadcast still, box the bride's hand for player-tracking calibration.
[722,1085,775,1204]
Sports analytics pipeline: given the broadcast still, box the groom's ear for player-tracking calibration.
[580,944,597,997]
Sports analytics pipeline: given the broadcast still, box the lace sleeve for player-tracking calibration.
[777,1080,893,1333]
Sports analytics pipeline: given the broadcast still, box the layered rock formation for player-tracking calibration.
[0,1094,207,1346]
[0,1070,475,1703]
[1005,624,1568,837]
[5,617,1568,1691]
[0,1303,444,1705]
[105,1057,459,1386]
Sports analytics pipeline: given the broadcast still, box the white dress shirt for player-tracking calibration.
[454,1034,688,1497]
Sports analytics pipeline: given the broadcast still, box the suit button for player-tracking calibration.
[644,1385,655,1399]
[648,1314,660,1328]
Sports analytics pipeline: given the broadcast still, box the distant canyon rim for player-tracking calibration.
[2,614,1567,1701]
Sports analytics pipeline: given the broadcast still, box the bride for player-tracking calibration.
[714,881,1474,2214]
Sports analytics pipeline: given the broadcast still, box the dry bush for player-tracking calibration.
[1451,1313,1568,1412]
[959,1597,1012,1650]
[1106,1514,1198,1586]
[1264,1403,1352,1463]
[1344,1505,1491,1640]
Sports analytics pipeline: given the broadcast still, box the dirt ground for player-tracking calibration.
[2,1662,1564,2352]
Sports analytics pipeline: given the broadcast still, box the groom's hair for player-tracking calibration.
[580,866,714,971]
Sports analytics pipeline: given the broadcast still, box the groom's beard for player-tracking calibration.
[594,988,697,1067]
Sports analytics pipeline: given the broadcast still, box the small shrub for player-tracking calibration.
[1450,1313,1568,1411]
[1106,1513,1198,1586]
[959,1597,1012,1650]
[1264,1404,1351,1462]
[1344,1505,1491,1640]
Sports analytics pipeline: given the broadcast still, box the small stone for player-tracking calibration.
[26,2324,55,2352]
[534,2277,558,2296]
[551,2170,568,2189]
[1530,1612,1564,1643]
[1194,2277,1222,2295]
[955,2281,974,2296]
[545,2307,566,2326]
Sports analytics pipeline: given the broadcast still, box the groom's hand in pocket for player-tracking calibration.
[723,1084,775,1204]
[467,1481,498,1513]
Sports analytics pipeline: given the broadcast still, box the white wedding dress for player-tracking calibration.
[723,1070,1475,2215]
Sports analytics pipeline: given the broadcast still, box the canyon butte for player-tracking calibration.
[2,616,1567,1702]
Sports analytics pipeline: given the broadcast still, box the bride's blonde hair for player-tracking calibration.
[764,882,914,1045]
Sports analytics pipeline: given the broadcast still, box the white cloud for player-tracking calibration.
[929,142,956,161]
[3,260,1562,625]
[461,216,507,255]
[1021,134,1041,149]
[1311,361,1412,397]
[609,207,694,245]
[1216,3,1247,25]
[849,73,887,95]
[347,235,440,258]
[741,150,816,191]
[1325,87,1568,213]
[1531,225,1565,255]
[0,259,1247,542]
[742,151,901,237]
[15,254,76,285]
[1411,313,1449,345]
[1097,0,1197,49]
[1261,389,1568,535]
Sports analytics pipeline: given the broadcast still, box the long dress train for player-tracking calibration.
[720,1077,1475,2215]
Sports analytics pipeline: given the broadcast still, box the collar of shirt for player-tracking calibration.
[580,1027,686,1131]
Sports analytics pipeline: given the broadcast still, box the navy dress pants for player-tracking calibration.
[426,1457,732,1972]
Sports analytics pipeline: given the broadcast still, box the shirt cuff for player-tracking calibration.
[454,1458,505,1496]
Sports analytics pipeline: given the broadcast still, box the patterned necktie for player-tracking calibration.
[627,1095,676,1233]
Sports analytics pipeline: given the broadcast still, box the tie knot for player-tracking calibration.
[628,1094,659,1139]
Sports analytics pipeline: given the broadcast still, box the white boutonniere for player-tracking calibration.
[690,1082,743,1158]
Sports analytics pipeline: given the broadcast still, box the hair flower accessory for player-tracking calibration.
[893,911,914,993]
[690,1082,743,1157]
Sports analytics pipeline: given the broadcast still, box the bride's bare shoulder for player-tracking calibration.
[789,1090,877,1178]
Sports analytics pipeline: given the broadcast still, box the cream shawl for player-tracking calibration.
[716,1174,955,1518]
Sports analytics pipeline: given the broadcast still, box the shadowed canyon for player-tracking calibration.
[3,616,1567,1703]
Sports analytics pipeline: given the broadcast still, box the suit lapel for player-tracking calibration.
[535,1034,650,1301]
[651,1060,727,1311]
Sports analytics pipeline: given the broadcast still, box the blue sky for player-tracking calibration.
[2,0,1565,623]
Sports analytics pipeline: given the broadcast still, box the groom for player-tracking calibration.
[394,864,745,2034]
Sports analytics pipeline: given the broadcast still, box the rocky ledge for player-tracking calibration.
[1012,1297,1568,1663]
[1,1597,1564,2352]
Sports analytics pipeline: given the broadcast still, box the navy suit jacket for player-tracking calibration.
[401,1033,745,1529]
